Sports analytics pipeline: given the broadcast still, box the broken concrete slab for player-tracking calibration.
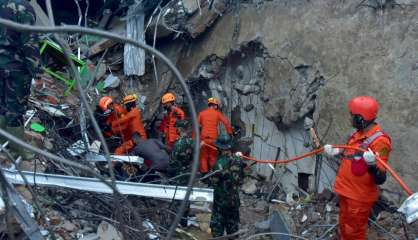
[242,178,258,194]
[88,19,125,57]
[186,0,227,38]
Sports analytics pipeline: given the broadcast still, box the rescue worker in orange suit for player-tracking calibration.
[112,94,147,155]
[96,96,127,138]
[198,97,233,174]
[324,96,391,240]
[161,93,185,149]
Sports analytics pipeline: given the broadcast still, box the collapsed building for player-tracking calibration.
[0,0,417,239]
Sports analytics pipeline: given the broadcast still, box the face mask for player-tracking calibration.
[351,114,374,130]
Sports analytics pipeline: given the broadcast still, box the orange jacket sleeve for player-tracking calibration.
[130,109,147,139]
[111,112,133,128]
[218,112,233,135]
[370,137,392,171]
[114,140,135,155]
[173,106,185,120]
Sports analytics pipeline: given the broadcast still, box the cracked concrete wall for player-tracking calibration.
[162,0,418,201]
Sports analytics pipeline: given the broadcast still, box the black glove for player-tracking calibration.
[368,165,387,185]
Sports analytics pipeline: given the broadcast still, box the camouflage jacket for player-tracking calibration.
[0,0,39,75]
[210,154,245,206]
[170,136,194,173]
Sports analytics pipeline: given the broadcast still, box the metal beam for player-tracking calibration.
[3,169,213,202]
[85,152,144,164]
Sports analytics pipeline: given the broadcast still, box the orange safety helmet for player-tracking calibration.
[99,96,113,111]
[161,93,176,104]
[123,94,137,105]
[208,97,219,105]
[348,96,379,121]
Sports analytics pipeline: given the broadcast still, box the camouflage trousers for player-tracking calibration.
[0,69,32,127]
[210,192,240,238]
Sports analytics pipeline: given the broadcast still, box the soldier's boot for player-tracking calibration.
[5,126,35,160]
[0,115,6,144]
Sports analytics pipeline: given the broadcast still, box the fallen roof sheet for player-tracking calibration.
[3,169,213,202]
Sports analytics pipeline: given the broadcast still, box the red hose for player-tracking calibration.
[333,145,413,196]
[202,142,414,196]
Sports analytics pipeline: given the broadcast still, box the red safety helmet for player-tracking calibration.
[99,96,113,112]
[348,96,379,121]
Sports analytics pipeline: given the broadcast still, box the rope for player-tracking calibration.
[201,142,414,196]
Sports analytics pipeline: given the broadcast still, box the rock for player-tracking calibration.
[254,200,269,213]
[260,95,270,102]
[310,212,321,223]
[49,215,61,226]
[182,0,199,14]
[317,189,334,202]
[44,138,54,151]
[198,65,215,79]
[61,220,77,232]
[254,218,271,231]
[96,221,123,240]
[242,179,258,194]
[234,84,260,95]
[236,65,244,79]
[195,213,211,234]
[244,104,255,112]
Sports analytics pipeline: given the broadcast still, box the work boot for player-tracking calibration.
[5,126,35,160]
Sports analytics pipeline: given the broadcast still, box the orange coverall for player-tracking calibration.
[112,108,147,155]
[164,106,185,149]
[333,124,391,240]
[198,108,233,173]
[104,104,127,137]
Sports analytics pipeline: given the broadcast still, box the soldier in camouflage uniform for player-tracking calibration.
[210,134,245,238]
[0,0,40,157]
[168,119,194,185]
